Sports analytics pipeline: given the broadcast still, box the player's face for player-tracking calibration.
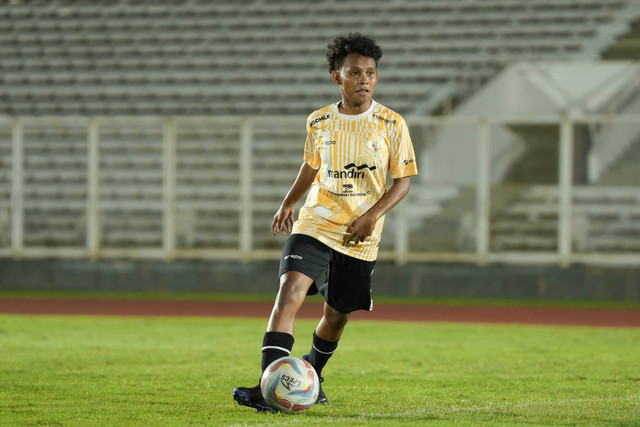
[332,53,378,113]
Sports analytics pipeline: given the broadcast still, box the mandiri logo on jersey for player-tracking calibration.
[326,163,376,179]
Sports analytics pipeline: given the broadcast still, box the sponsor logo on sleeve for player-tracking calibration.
[309,114,331,127]
[373,113,396,124]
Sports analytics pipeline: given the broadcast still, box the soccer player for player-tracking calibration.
[233,32,418,411]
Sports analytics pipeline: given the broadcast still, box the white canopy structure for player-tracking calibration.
[423,61,640,185]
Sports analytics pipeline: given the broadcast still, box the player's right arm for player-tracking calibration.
[271,162,319,236]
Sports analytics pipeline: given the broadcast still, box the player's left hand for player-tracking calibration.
[343,215,376,246]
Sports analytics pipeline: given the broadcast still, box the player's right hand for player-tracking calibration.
[271,205,295,236]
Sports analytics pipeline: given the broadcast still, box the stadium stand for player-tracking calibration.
[491,184,640,253]
[0,122,10,248]
[1,0,638,116]
[603,15,640,59]
[0,0,639,254]
[175,118,242,249]
[98,120,163,247]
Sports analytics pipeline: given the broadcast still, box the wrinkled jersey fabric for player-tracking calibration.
[292,100,418,261]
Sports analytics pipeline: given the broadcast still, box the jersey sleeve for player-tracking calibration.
[303,118,321,169]
[389,118,418,178]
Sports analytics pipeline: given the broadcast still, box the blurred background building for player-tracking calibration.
[1,0,639,298]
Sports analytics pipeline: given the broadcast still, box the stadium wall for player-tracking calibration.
[1,259,638,302]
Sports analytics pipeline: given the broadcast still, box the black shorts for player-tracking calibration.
[278,233,376,314]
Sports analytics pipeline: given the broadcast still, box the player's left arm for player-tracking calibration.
[342,176,411,246]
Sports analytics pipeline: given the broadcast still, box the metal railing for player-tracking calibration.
[0,114,638,266]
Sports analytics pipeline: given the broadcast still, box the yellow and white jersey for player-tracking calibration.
[292,100,418,261]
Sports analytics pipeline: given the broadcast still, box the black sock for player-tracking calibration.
[261,331,295,372]
[308,331,338,378]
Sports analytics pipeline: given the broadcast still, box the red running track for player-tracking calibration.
[0,298,639,328]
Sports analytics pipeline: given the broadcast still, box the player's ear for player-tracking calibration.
[331,70,341,86]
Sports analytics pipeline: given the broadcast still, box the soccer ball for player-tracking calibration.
[260,356,319,413]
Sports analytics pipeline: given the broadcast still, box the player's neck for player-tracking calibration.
[338,100,372,115]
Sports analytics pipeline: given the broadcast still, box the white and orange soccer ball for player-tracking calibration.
[260,356,319,413]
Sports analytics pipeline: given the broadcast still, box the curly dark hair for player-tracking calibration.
[325,33,382,73]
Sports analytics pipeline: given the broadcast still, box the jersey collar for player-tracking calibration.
[331,100,377,120]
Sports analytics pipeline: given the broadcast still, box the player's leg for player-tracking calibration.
[233,234,330,411]
[303,302,349,404]
[233,271,313,412]
[262,271,314,369]
[316,301,350,341]
[310,302,349,377]
[304,251,375,404]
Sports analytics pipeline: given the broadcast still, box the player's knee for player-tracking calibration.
[275,273,311,307]
[326,307,350,331]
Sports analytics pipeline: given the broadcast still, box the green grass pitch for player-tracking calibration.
[1,315,639,426]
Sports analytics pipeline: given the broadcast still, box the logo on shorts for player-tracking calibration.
[284,254,303,260]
